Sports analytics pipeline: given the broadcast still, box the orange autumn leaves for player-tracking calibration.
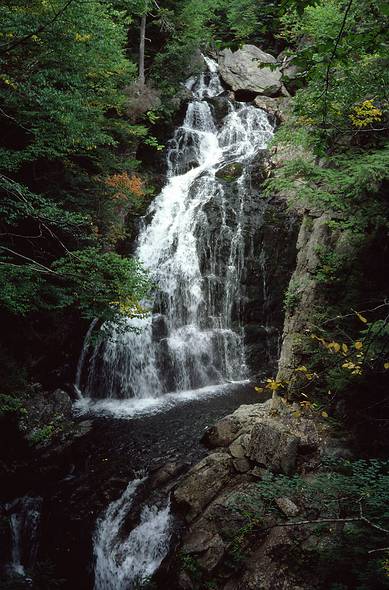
[105,172,145,205]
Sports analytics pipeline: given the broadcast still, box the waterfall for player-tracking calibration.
[93,479,172,590]
[4,496,42,578]
[75,318,98,398]
[77,56,273,403]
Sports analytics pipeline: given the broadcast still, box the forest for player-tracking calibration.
[0,0,388,589]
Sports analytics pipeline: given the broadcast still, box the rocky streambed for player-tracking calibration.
[1,384,266,589]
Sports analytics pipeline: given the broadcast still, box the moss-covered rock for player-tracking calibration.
[215,162,243,182]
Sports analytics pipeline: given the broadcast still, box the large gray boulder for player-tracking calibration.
[219,45,282,96]
[174,452,233,521]
[248,420,299,474]
[202,402,270,448]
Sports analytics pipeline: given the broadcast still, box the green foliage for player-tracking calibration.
[283,277,304,312]
[265,0,389,238]
[180,552,203,584]
[265,140,389,232]
[313,246,351,286]
[231,460,389,589]
[279,0,388,144]
[0,0,135,170]
[52,247,151,323]
[0,393,24,417]
[29,423,55,445]
[0,1,157,388]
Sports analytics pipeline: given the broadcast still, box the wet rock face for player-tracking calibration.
[219,45,282,96]
[241,197,300,376]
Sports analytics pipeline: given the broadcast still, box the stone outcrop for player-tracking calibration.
[219,45,282,96]
[254,95,291,123]
[202,403,268,448]
[172,401,341,589]
[276,214,357,387]
[248,420,299,475]
[174,452,233,522]
[18,387,92,450]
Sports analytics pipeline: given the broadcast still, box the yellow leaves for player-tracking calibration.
[294,366,315,380]
[354,341,363,350]
[110,297,146,318]
[384,362,389,370]
[321,411,329,418]
[349,99,382,128]
[255,379,286,394]
[328,341,341,353]
[341,361,362,376]
[0,75,17,90]
[341,361,355,369]
[265,378,284,392]
[75,33,92,43]
[342,343,348,354]
[355,311,368,323]
[297,115,316,126]
[292,410,301,418]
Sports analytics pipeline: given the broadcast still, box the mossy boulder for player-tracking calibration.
[215,162,243,182]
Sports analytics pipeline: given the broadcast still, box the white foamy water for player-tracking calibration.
[93,479,172,590]
[76,55,273,405]
[74,380,248,419]
[5,496,42,578]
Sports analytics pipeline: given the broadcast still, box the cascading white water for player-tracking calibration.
[78,56,273,401]
[93,479,172,590]
[4,496,42,578]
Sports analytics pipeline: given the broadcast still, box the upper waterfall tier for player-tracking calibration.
[79,56,273,400]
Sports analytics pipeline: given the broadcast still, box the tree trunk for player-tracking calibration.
[139,13,146,85]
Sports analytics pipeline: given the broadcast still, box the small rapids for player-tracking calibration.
[3,496,42,579]
[93,479,172,590]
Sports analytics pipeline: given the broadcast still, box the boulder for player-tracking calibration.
[254,96,291,123]
[275,497,300,517]
[248,420,299,474]
[182,528,225,571]
[232,458,251,473]
[150,461,189,489]
[174,452,233,521]
[219,45,282,96]
[229,434,247,459]
[208,95,231,124]
[202,402,270,448]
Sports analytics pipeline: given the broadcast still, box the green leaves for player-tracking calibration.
[52,247,152,323]
[0,0,135,171]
